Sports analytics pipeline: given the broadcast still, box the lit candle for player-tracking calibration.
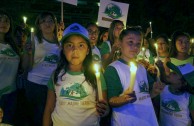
[127,62,137,93]
[149,22,153,38]
[94,64,103,101]
[142,47,145,59]
[191,38,194,43]
[154,43,159,60]
[31,28,34,42]
[61,1,63,22]
[23,16,27,24]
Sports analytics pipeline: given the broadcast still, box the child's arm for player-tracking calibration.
[109,91,136,107]
[43,89,56,126]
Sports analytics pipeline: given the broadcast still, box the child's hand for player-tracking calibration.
[151,82,165,98]
[122,91,137,103]
[96,100,109,117]
[0,108,3,122]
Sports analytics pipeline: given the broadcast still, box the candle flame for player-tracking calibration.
[130,62,137,72]
[94,64,99,73]
[142,47,145,51]
[149,22,152,25]
[31,28,34,32]
[154,43,158,49]
[23,16,27,23]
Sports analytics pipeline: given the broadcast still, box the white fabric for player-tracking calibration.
[177,63,194,75]
[160,85,191,126]
[92,46,101,62]
[52,71,99,126]
[28,36,60,85]
[0,43,19,95]
[137,48,151,62]
[110,60,159,126]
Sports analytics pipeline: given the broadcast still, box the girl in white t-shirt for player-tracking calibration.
[43,23,109,126]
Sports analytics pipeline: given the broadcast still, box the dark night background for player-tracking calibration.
[1,0,194,38]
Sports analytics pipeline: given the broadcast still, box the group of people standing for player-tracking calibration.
[0,9,193,126]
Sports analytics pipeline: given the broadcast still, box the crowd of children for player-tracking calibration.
[0,9,193,126]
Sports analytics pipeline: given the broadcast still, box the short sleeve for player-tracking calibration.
[99,42,110,56]
[104,66,123,100]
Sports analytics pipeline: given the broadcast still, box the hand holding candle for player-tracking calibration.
[127,62,137,93]
[94,64,103,101]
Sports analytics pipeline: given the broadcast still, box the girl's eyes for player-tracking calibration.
[65,43,86,49]
[127,41,141,48]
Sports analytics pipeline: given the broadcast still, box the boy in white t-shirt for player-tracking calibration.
[160,62,194,126]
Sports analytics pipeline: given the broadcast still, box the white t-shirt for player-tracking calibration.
[160,85,192,126]
[28,36,60,85]
[0,43,19,96]
[51,71,99,126]
[110,61,159,126]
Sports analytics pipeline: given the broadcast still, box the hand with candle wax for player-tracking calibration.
[109,91,137,107]
[96,100,109,117]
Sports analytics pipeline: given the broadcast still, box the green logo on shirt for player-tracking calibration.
[92,54,101,62]
[44,54,59,64]
[0,48,16,57]
[162,99,181,112]
[139,81,149,93]
[60,83,88,100]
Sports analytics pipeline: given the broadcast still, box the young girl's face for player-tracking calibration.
[87,25,99,47]
[0,14,10,34]
[63,35,89,67]
[102,31,108,42]
[39,15,55,35]
[120,33,142,61]
[175,35,190,54]
[156,38,169,54]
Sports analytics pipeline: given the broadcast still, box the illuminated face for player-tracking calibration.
[156,38,169,54]
[120,33,142,62]
[0,14,10,34]
[87,25,99,47]
[175,36,190,54]
[113,23,124,39]
[63,35,89,68]
[39,15,55,35]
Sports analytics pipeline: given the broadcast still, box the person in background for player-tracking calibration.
[99,20,124,68]
[22,11,60,126]
[0,10,20,125]
[159,62,194,126]
[155,34,170,62]
[137,37,154,64]
[164,30,194,75]
[98,30,108,47]
[57,21,65,41]
[43,23,109,126]
[104,27,165,126]
[86,22,101,64]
